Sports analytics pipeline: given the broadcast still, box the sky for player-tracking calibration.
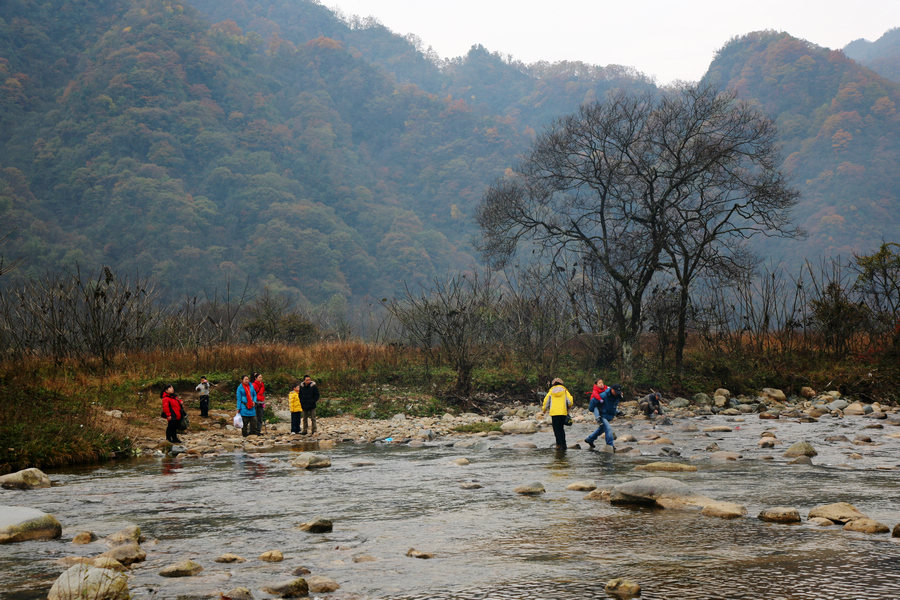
[325,0,900,84]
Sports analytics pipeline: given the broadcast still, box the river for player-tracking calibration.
[2,413,899,599]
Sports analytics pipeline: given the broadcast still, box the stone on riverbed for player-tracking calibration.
[99,542,146,565]
[500,420,538,434]
[159,559,203,577]
[515,482,545,495]
[223,587,254,600]
[48,564,129,600]
[105,525,143,546]
[308,575,340,593]
[260,550,284,562]
[262,578,309,598]
[609,477,711,508]
[0,468,52,489]
[758,507,801,524]
[784,441,817,457]
[634,462,697,472]
[566,480,597,491]
[808,502,867,524]
[605,577,642,598]
[809,517,836,526]
[291,453,331,469]
[298,518,333,533]
[406,548,434,559]
[893,523,900,537]
[214,553,246,563]
[0,507,62,543]
[843,518,890,534]
[701,501,747,519]
[72,531,97,544]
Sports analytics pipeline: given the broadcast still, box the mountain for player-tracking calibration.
[704,31,900,263]
[0,0,652,307]
[844,28,900,84]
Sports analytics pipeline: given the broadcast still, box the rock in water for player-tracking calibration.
[406,548,434,559]
[783,441,817,457]
[99,542,146,565]
[514,482,545,495]
[260,550,284,562]
[633,462,697,472]
[610,477,711,508]
[758,507,801,524]
[159,559,203,577]
[500,420,538,434]
[0,507,62,543]
[843,518,890,534]
[566,480,597,491]
[701,501,747,519]
[72,531,97,544]
[307,575,340,593]
[0,468,52,489]
[291,453,331,469]
[605,578,642,598]
[808,502,867,524]
[215,553,246,563]
[893,523,900,538]
[298,518,333,533]
[262,578,309,598]
[47,564,129,600]
[222,587,254,600]
[104,525,143,546]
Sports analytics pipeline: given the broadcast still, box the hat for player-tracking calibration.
[612,384,622,393]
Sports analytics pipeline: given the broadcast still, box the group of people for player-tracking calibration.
[236,372,320,437]
[540,377,665,451]
[160,372,322,442]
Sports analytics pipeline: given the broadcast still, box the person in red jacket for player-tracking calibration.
[252,372,266,435]
[161,384,183,443]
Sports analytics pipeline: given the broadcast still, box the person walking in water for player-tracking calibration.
[251,372,266,435]
[195,376,210,418]
[161,384,183,444]
[236,375,258,437]
[585,384,622,451]
[299,374,319,435]
[540,377,573,449]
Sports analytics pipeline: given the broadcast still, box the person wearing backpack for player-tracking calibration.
[585,384,622,451]
[298,374,319,435]
[236,375,258,437]
[540,377,574,450]
[161,384,183,444]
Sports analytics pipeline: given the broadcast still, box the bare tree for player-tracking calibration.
[477,83,798,377]
[385,271,501,396]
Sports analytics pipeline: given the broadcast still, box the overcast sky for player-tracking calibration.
[325,0,900,84]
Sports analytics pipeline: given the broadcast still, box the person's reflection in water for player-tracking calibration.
[161,456,181,476]
[234,453,267,479]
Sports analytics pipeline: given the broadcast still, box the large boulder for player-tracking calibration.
[0,468,52,489]
[0,507,62,543]
[291,453,331,469]
[500,420,538,434]
[808,502,867,524]
[843,402,867,416]
[692,393,712,406]
[761,388,786,403]
[826,399,849,412]
[47,564,129,600]
[609,477,711,508]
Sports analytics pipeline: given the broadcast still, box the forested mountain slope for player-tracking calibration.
[704,31,900,262]
[1,2,897,309]
[844,28,900,84]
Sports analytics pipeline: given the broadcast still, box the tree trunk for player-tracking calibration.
[674,286,690,377]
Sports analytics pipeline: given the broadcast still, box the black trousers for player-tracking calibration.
[551,415,567,448]
[166,418,179,442]
[199,396,209,417]
[254,404,264,434]
[291,411,302,433]
[241,415,258,437]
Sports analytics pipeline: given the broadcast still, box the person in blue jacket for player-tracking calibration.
[236,374,258,437]
[585,384,622,451]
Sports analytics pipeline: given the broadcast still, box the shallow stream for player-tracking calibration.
[2,413,899,599]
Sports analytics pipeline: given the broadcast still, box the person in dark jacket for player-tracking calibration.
[584,384,622,451]
[638,392,664,417]
[299,374,320,434]
[161,384,183,443]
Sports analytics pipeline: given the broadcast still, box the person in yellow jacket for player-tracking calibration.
[541,377,574,449]
[288,381,303,434]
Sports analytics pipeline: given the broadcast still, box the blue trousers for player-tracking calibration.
[586,409,614,446]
